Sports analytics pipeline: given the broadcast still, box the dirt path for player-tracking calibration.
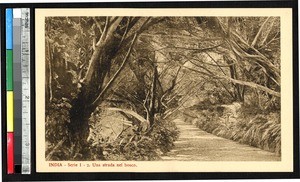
[161,119,280,161]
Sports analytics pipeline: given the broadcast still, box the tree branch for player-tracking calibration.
[174,60,280,97]
[251,17,271,47]
[153,42,223,53]
[106,107,149,125]
[93,17,103,34]
[259,17,275,47]
[91,34,138,106]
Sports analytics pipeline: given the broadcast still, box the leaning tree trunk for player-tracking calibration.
[67,18,125,157]
[67,40,121,157]
[66,17,154,158]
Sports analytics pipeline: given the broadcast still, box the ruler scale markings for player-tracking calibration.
[21,8,31,174]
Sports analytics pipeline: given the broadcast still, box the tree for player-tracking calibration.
[45,16,281,160]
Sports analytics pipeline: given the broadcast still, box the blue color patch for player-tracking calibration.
[6,9,13,49]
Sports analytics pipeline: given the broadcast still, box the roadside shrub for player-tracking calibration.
[46,99,104,161]
[184,104,281,155]
[89,118,179,161]
[46,99,180,161]
[151,119,180,153]
[45,99,73,160]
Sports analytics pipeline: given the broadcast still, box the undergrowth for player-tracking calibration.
[46,101,179,161]
[96,118,180,161]
[183,103,281,155]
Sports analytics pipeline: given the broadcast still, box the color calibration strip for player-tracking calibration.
[13,8,22,173]
[6,8,14,174]
[6,8,31,174]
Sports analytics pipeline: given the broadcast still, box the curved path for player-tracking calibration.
[162,119,280,161]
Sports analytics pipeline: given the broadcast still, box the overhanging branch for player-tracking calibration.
[175,62,280,98]
[91,34,138,107]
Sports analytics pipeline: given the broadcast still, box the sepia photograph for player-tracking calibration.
[35,8,293,172]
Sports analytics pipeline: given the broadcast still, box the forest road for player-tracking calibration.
[161,119,280,161]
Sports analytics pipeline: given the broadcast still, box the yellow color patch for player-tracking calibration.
[7,91,13,132]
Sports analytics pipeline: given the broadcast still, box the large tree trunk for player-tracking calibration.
[66,17,156,158]
[67,42,122,157]
[67,18,127,157]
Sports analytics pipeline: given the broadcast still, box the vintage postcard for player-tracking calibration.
[35,8,293,172]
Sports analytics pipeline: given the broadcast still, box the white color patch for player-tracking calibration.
[13,9,21,18]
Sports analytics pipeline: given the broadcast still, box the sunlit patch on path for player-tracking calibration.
[161,119,281,161]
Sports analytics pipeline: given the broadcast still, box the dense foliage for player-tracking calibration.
[183,102,281,155]
[45,16,281,160]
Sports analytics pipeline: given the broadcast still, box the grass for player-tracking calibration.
[181,104,281,155]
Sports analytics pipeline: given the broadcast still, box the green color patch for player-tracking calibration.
[6,50,13,90]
